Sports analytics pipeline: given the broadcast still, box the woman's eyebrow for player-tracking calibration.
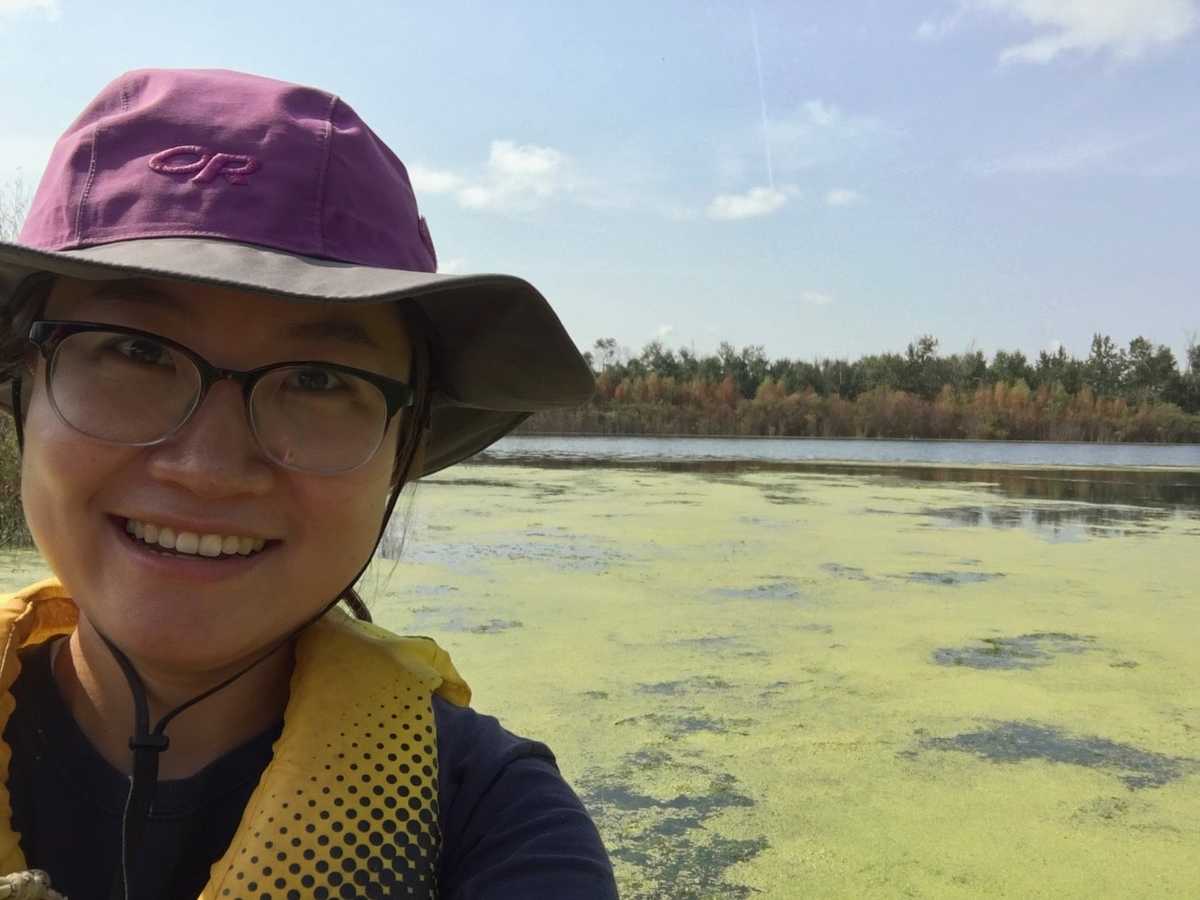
[285,318,381,350]
[84,283,380,350]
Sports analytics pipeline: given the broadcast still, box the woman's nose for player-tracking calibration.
[145,380,275,498]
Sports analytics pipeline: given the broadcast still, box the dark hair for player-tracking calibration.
[338,306,434,622]
[0,273,54,398]
[0,273,432,624]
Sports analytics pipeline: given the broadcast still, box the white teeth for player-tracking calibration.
[125,519,267,558]
[175,532,199,554]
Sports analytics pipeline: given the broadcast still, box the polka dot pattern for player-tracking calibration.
[203,613,467,900]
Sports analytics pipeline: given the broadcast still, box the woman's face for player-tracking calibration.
[20,275,413,673]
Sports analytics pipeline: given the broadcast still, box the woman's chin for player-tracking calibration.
[84,601,281,675]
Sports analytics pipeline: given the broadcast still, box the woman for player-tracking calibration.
[0,68,617,899]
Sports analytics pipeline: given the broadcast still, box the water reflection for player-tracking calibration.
[917,503,1174,541]
[467,455,1200,511]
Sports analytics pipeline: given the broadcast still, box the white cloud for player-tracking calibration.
[826,188,863,207]
[656,325,674,339]
[801,291,834,306]
[785,100,881,139]
[410,141,577,214]
[765,99,886,172]
[1046,339,1064,354]
[706,186,790,221]
[487,140,565,177]
[409,166,463,194]
[0,0,60,19]
[923,0,1199,64]
[438,257,466,275]
[456,140,575,213]
[455,186,494,209]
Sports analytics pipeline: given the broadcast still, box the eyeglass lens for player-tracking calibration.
[46,329,391,473]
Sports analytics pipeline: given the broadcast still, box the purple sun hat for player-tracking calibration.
[0,68,593,475]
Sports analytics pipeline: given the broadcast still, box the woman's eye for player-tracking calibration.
[287,367,345,392]
[111,337,171,367]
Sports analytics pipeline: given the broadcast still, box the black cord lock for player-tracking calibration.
[129,733,170,753]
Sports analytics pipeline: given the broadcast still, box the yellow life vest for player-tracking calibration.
[0,578,472,900]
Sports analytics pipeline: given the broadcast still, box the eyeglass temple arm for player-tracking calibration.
[12,380,24,455]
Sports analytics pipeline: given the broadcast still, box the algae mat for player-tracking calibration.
[2,463,1197,898]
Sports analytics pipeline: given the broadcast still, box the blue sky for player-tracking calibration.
[1,0,1198,367]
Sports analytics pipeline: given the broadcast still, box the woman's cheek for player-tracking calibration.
[20,405,111,574]
[297,470,392,572]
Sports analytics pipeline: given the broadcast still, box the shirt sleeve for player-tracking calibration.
[434,696,619,900]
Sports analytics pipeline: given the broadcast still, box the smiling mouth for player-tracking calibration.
[122,517,271,559]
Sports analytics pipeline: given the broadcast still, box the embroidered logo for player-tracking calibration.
[148,145,261,185]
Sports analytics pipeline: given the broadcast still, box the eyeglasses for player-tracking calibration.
[27,320,415,474]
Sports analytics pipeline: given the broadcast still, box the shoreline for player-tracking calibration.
[511,432,1200,448]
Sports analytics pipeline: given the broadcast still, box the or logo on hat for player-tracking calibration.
[148,145,261,185]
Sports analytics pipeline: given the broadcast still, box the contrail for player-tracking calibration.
[747,1,774,189]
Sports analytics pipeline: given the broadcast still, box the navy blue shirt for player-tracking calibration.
[4,639,618,899]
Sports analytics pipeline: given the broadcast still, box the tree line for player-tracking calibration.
[2,178,1197,444]
[518,334,1200,442]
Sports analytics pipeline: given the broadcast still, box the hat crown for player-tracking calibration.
[20,68,437,272]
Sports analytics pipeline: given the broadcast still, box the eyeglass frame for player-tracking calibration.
[23,319,417,473]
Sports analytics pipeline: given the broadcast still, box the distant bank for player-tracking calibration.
[516,383,1200,444]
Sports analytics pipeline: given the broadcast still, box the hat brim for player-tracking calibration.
[0,237,593,476]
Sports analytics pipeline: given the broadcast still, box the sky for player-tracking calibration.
[1,0,1198,367]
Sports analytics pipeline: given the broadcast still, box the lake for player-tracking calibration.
[0,444,1196,898]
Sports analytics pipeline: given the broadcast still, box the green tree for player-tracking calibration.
[718,343,768,400]
[859,352,907,393]
[820,358,864,399]
[639,340,681,380]
[948,349,989,394]
[904,334,952,400]
[1175,337,1200,413]
[1035,345,1084,394]
[990,349,1035,388]
[591,337,620,373]
[1123,336,1180,403]
[1084,334,1128,397]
